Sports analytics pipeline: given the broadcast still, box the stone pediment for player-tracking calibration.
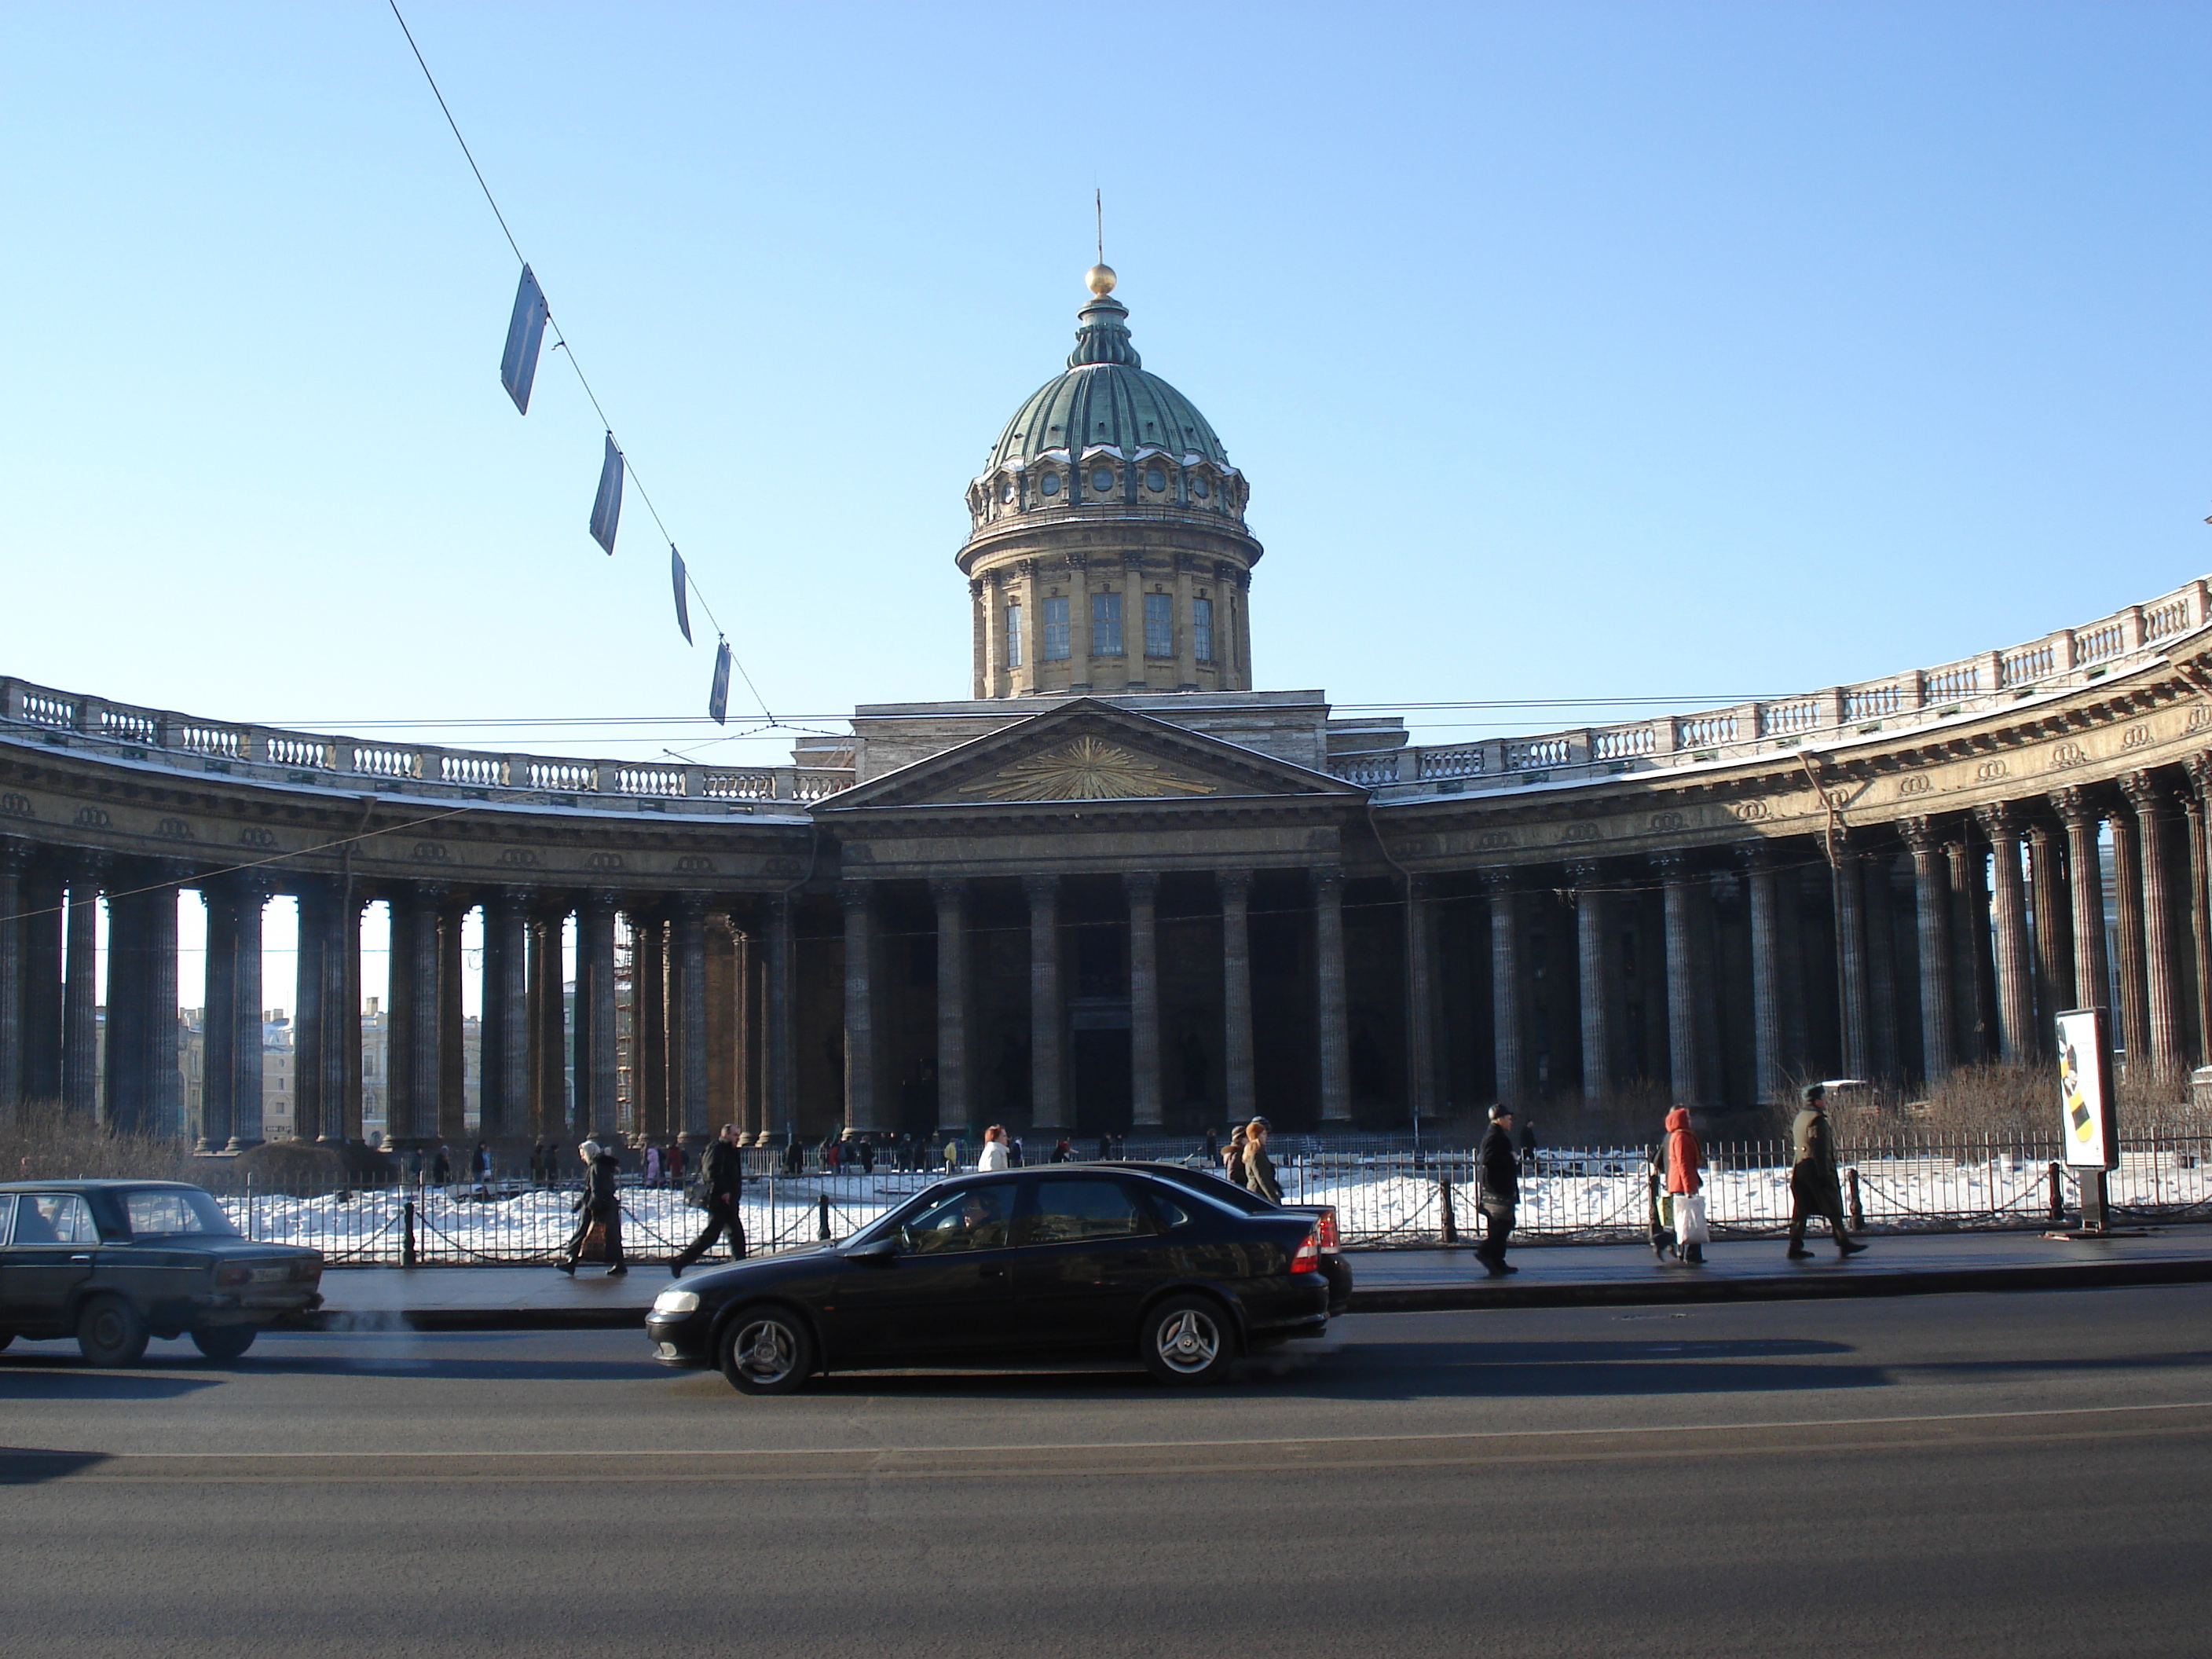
[815,701,1362,813]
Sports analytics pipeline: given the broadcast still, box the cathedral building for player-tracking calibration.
[4,270,2211,1152]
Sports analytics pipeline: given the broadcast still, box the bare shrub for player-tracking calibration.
[0,1100,202,1184]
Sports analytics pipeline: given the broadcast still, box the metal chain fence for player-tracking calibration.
[213,1133,2212,1263]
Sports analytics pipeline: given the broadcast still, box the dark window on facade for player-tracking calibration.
[1005,603,1023,668]
[1043,596,1070,660]
[1144,592,1172,657]
[1193,596,1214,664]
[1093,591,1122,656]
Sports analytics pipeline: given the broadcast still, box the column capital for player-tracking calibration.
[928,877,967,907]
[1123,870,1160,902]
[1308,865,1344,894]
[2119,768,2170,817]
[1649,850,1694,881]
[1899,815,1944,855]
[968,577,984,599]
[1022,873,1060,905]
[1566,860,1604,888]
[582,887,621,917]
[1974,801,2025,841]
[838,881,873,914]
[412,879,449,908]
[1214,869,1252,902]
[1732,839,1776,873]
[485,884,531,917]
[0,834,29,877]
[68,850,112,884]
[1479,867,1516,895]
[673,889,709,924]
[2049,784,2104,830]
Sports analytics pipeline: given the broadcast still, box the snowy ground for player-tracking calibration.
[222,1150,2212,1263]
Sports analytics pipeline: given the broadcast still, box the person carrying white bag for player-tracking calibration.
[1664,1105,1708,1266]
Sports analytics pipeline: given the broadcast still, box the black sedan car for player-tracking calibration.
[0,1181,324,1364]
[1125,1162,1353,1317]
[648,1166,1329,1393]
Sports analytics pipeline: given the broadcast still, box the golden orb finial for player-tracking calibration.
[1086,262,1117,297]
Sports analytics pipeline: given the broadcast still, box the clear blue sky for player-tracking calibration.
[4,1,2207,764]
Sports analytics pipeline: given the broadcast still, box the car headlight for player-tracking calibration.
[652,1289,701,1317]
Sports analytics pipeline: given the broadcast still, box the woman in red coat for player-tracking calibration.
[1664,1106,1708,1266]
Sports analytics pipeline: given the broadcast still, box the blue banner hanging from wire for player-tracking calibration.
[588,434,623,555]
[500,264,548,413]
[670,546,693,643]
[708,639,732,725]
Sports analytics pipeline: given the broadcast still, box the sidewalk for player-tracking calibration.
[306,1224,2212,1331]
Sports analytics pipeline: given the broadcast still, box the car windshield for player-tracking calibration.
[117,1188,239,1238]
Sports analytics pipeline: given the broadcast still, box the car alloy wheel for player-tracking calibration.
[191,1326,258,1362]
[1141,1295,1235,1386]
[719,1308,815,1396]
[76,1296,150,1368]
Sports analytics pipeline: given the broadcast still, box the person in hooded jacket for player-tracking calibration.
[558,1140,627,1276]
[1474,1104,1520,1276]
[1222,1123,1248,1187]
[1664,1106,1708,1265]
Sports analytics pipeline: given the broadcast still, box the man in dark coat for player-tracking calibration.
[1788,1083,1866,1259]
[672,1122,748,1276]
[1475,1104,1520,1277]
[558,1141,627,1277]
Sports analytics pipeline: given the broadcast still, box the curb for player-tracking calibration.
[299,1255,2212,1332]
[1344,1255,2212,1313]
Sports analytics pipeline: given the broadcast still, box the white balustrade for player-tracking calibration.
[1591,726,1656,760]
[1758,701,1820,738]
[1674,714,1737,749]
[702,769,778,800]
[179,724,245,760]
[616,765,684,797]
[2074,619,2127,665]
[2000,644,2053,687]
[1504,738,1572,770]
[1415,745,1485,780]
[350,744,415,778]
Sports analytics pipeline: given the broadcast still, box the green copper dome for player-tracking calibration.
[984,291,1232,473]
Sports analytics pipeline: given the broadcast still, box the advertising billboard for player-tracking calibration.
[2055,1007,2119,1170]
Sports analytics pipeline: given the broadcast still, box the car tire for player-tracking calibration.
[76,1296,150,1368]
[1141,1294,1236,1386]
[717,1306,815,1395]
[191,1326,258,1362]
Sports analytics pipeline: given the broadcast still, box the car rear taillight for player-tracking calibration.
[1313,1207,1339,1251]
[1291,1229,1321,1274]
[216,1265,252,1287]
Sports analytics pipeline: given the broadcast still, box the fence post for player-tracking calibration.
[1437,1177,1457,1243]
[402,1196,417,1267]
[1845,1167,1864,1232]
[817,1193,831,1240]
[2048,1162,2066,1227]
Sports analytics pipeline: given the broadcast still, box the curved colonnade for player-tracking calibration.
[4,576,2211,1151]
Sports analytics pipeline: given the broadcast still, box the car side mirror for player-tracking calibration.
[846,1237,899,1265]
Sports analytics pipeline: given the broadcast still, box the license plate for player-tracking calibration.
[251,1266,291,1284]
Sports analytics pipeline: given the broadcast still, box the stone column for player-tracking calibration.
[1831,840,1871,1081]
[673,892,709,1144]
[2106,793,2152,1068]
[100,881,142,1134]
[838,882,877,1134]
[0,839,26,1119]
[1126,874,1165,1127]
[20,858,64,1106]
[1312,867,1351,1122]
[1569,862,1610,1107]
[2184,773,2212,1066]
[1026,874,1068,1130]
[200,881,237,1152]
[336,890,365,1142]
[1404,875,1437,1126]
[133,867,182,1141]
[390,882,440,1149]
[1864,853,1901,1081]
[2052,787,2111,1014]
[765,892,797,1141]
[292,881,328,1143]
[480,888,528,1142]
[62,855,104,1119]
[1215,870,1254,1124]
[1976,806,2037,1065]
[577,890,619,1137]
[1483,871,1524,1104]
[2027,817,2075,1042]
[632,910,667,1141]
[1901,819,1955,1083]
[1654,853,1705,1106]
[229,873,269,1150]
[436,896,467,1144]
[2122,772,2185,1080]
[932,879,971,1133]
[1948,836,1994,1065]
[1738,844,1785,1108]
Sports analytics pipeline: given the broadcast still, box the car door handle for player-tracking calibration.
[68,1254,93,1262]
[977,1265,1007,1279]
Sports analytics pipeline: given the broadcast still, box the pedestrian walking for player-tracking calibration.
[1516,1115,1537,1165]
[1789,1083,1867,1259]
[1096,1133,1111,1163]
[665,1141,687,1192]
[977,1125,1012,1172]
[557,1140,628,1277]
[1203,1126,1219,1168]
[1222,1123,1248,1186]
[430,1144,452,1187]
[1049,1138,1072,1164]
[859,1137,877,1175]
[671,1122,748,1276]
[1664,1106,1708,1265]
[941,1134,963,1173]
[1011,1137,1026,1167]
[471,1141,493,1203]
[643,1144,662,1188]
[1240,1117,1283,1203]
[1474,1104,1519,1277]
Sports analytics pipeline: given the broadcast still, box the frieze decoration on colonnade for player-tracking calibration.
[1372,639,2212,871]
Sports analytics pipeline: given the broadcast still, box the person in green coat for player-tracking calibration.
[1788,1083,1866,1259]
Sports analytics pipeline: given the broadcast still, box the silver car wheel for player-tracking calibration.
[733,1318,797,1386]
[1155,1308,1221,1375]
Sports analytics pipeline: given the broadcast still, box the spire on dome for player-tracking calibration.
[1068,280,1141,369]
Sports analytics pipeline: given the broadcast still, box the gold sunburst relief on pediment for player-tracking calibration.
[958,736,1220,802]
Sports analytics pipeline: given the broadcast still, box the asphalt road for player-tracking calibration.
[5,1286,2210,1658]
